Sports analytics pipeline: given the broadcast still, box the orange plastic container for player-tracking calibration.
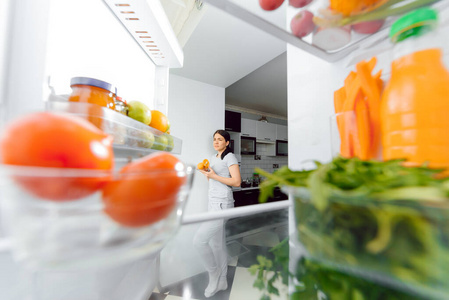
[381,8,449,170]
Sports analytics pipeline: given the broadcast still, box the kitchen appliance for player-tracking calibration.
[240,136,256,155]
[275,139,288,156]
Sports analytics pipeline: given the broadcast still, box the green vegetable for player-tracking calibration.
[292,257,425,300]
[248,238,290,300]
[255,157,449,299]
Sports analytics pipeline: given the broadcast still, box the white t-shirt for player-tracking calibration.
[208,152,239,203]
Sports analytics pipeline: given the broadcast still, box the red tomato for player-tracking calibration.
[102,152,186,227]
[0,112,114,201]
[259,0,284,11]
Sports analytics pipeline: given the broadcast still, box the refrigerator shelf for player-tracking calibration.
[102,0,183,68]
[203,0,447,63]
[46,100,182,157]
[0,163,194,271]
[289,186,449,299]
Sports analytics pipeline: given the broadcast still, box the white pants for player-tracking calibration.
[193,201,234,276]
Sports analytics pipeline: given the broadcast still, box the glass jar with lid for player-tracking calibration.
[68,77,117,110]
[114,96,128,116]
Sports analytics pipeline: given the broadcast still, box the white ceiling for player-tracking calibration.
[169,2,288,118]
[226,52,287,117]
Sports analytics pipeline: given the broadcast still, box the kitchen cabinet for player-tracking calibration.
[269,187,288,202]
[241,118,256,137]
[276,124,288,141]
[225,110,241,132]
[256,121,276,143]
[233,187,287,207]
[233,189,260,207]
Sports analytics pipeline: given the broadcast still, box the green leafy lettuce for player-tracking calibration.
[252,157,449,300]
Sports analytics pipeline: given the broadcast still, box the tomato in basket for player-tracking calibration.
[0,112,114,201]
[102,152,186,227]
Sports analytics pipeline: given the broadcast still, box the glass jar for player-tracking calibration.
[68,77,117,110]
[114,96,128,116]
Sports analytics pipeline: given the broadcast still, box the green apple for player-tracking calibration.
[152,134,168,151]
[137,131,155,148]
[165,134,174,152]
[127,101,151,125]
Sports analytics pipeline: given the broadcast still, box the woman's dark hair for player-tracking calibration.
[213,129,232,160]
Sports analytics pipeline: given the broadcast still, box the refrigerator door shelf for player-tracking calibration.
[46,98,182,158]
[0,163,195,272]
[103,0,183,68]
[203,0,448,63]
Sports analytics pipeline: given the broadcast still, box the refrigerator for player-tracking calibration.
[1,0,449,299]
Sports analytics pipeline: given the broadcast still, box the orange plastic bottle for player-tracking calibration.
[381,8,449,170]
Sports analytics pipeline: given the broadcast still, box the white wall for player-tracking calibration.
[286,45,347,170]
[159,74,225,287]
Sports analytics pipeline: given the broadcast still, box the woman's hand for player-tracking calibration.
[198,164,241,187]
[198,167,216,180]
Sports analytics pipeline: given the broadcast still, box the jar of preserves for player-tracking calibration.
[68,77,116,110]
[114,96,128,116]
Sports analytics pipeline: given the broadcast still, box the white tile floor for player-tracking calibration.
[229,267,288,300]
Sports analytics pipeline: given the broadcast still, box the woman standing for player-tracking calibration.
[194,129,241,298]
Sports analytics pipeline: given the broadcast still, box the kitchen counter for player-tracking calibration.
[232,186,259,192]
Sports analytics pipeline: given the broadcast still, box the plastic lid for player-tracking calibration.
[390,7,438,43]
[70,77,117,94]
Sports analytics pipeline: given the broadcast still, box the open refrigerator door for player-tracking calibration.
[0,0,194,299]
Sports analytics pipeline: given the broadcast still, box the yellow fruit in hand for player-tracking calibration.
[197,159,209,170]
[203,159,210,169]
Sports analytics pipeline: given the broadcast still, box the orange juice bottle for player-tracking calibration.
[381,8,449,170]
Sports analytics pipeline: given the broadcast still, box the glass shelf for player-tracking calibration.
[203,0,447,62]
[46,99,182,158]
